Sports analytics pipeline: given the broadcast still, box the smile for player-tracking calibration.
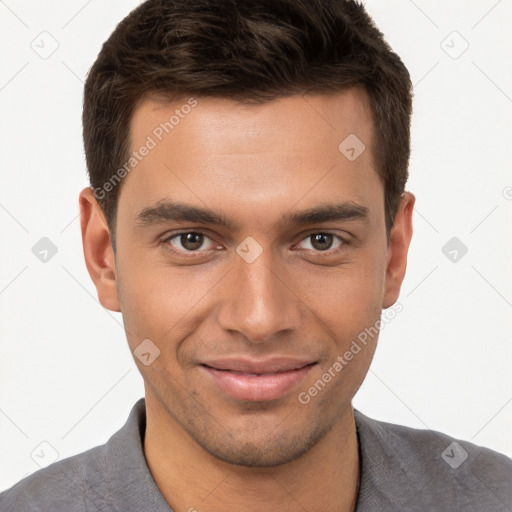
[200,361,317,402]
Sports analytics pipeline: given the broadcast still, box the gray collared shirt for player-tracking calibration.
[1,398,511,511]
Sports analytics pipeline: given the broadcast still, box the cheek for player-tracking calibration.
[116,251,219,350]
[297,251,386,336]
[303,263,385,402]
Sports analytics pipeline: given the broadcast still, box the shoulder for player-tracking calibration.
[0,399,169,512]
[0,444,112,512]
[354,410,512,511]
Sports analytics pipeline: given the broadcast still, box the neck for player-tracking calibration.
[144,398,360,512]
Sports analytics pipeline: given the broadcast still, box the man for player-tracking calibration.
[1,0,511,510]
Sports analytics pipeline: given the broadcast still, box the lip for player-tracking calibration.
[200,357,317,401]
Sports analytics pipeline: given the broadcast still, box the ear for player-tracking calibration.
[79,187,120,312]
[383,191,415,309]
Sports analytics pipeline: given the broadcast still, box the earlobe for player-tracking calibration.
[79,187,121,312]
[383,191,415,309]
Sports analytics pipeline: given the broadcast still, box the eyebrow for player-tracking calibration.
[134,200,369,230]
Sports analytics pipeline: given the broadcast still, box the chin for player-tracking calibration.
[189,419,329,468]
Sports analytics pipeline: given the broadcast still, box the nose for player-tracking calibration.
[216,248,304,343]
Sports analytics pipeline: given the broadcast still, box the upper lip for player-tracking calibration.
[201,357,316,374]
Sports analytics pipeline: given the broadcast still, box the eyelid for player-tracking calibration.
[162,229,350,258]
[293,231,350,253]
[162,230,220,254]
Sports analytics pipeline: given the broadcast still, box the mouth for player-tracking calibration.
[199,358,317,402]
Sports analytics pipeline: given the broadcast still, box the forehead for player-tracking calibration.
[118,89,381,227]
[132,88,374,154]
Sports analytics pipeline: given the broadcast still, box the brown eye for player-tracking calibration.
[297,233,344,252]
[310,233,333,251]
[168,232,213,252]
[182,233,203,250]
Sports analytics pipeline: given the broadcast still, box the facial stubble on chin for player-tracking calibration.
[151,377,344,468]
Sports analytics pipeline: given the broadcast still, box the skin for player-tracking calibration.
[79,88,414,512]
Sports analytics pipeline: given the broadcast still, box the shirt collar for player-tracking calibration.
[104,398,172,511]
[104,400,421,511]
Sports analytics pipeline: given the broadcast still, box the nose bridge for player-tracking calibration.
[217,246,302,342]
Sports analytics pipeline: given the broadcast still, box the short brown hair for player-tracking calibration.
[83,0,412,251]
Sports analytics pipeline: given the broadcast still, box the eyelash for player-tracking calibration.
[161,230,350,258]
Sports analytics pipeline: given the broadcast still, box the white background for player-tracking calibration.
[1,0,511,492]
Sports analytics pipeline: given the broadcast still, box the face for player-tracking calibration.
[80,88,414,468]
